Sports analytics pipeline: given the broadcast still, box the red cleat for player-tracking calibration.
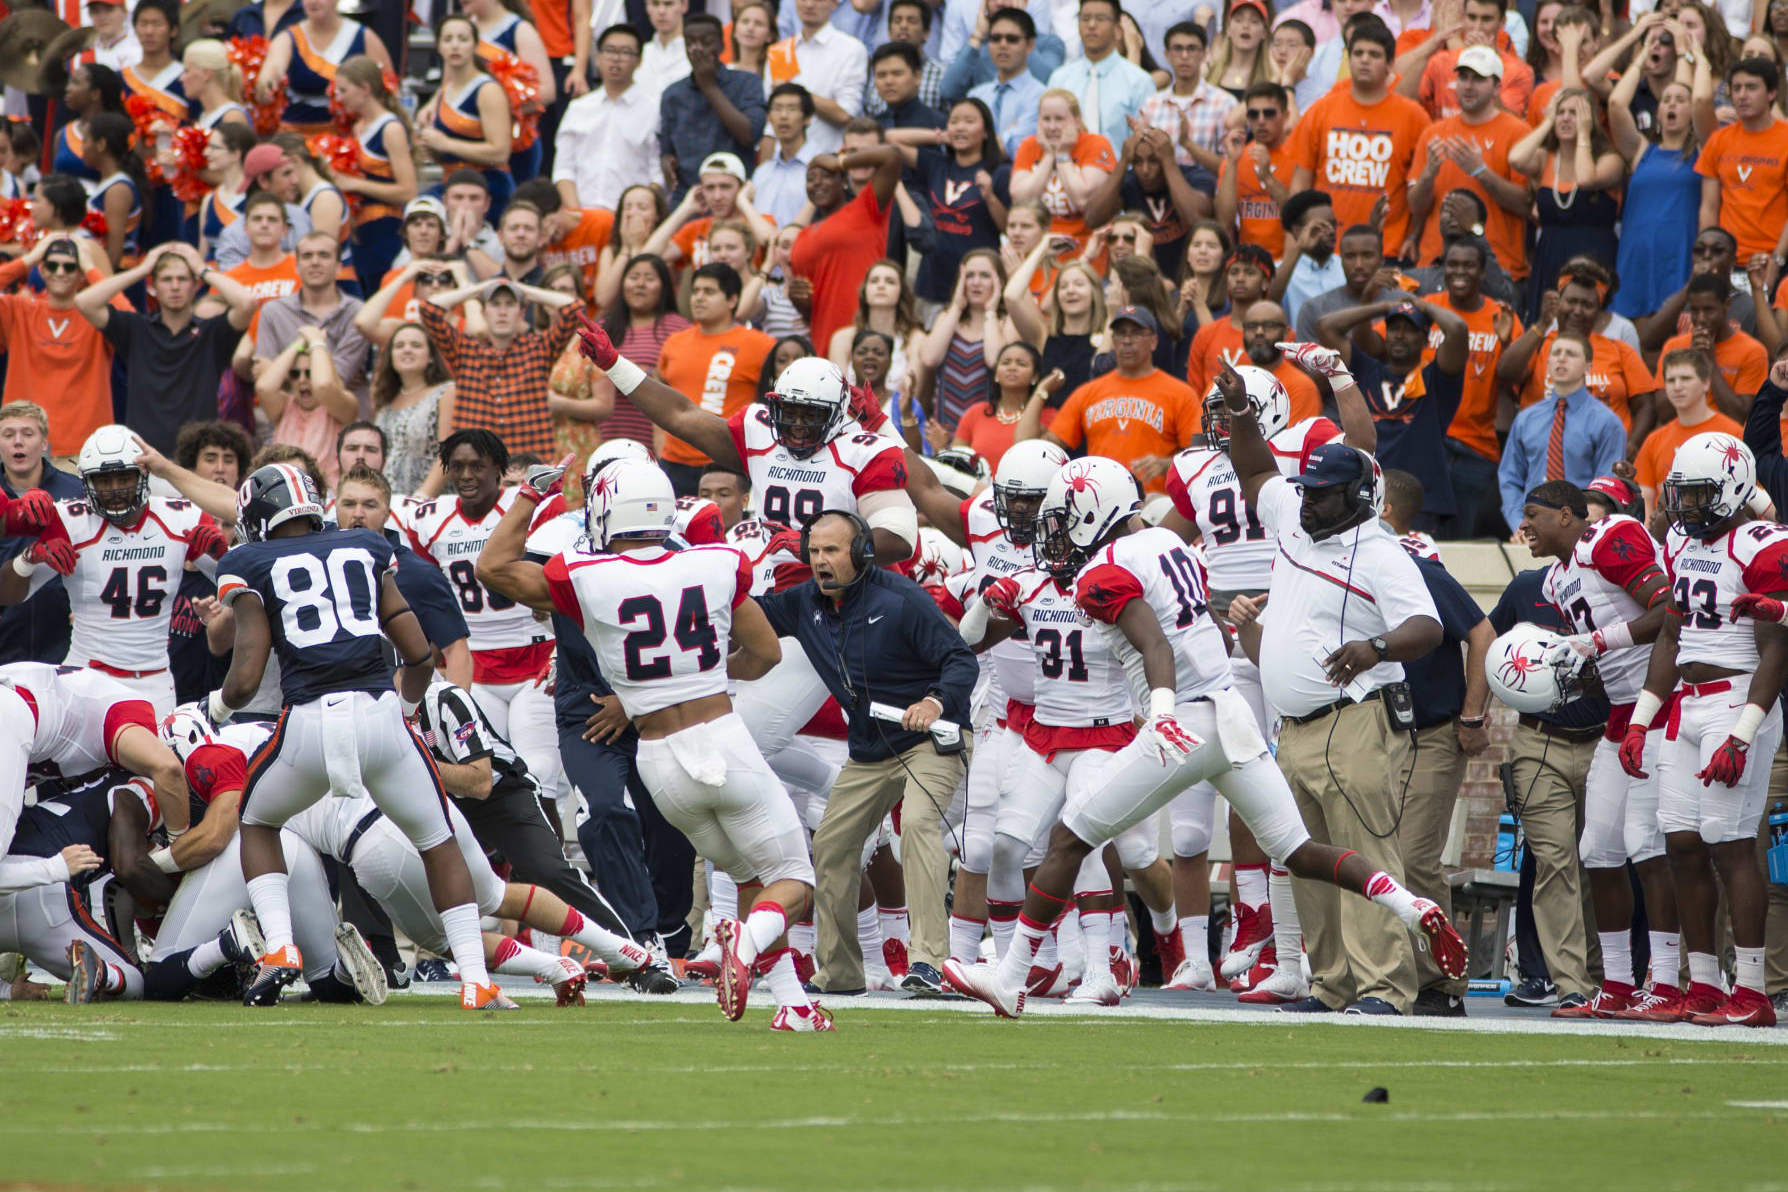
[1230,943,1277,993]
[1155,927,1187,985]
[1552,981,1637,1019]
[1220,903,1272,980]
[882,937,909,978]
[1025,963,1071,998]
[1681,981,1725,1017]
[714,919,751,1022]
[1416,900,1468,980]
[1613,983,1685,1022]
[549,958,588,1007]
[1690,986,1776,1027]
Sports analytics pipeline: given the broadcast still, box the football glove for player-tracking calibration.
[982,575,1022,620]
[1275,341,1349,381]
[1617,722,1650,779]
[1140,711,1201,766]
[27,537,75,576]
[1731,593,1787,623]
[519,459,568,505]
[188,521,228,561]
[2,489,55,535]
[1697,735,1750,787]
[1542,633,1597,677]
[573,307,619,368]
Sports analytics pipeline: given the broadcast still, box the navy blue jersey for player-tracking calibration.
[11,769,144,869]
[217,528,397,706]
[388,532,469,652]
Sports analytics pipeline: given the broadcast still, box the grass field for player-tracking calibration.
[2,990,1785,1192]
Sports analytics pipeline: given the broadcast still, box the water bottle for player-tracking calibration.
[1768,805,1788,885]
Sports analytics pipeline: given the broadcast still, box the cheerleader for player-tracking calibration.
[334,54,419,292]
[416,15,514,217]
[273,131,360,295]
[464,0,555,184]
[197,123,257,261]
[81,112,144,269]
[255,0,393,136]
[52,64,125,187]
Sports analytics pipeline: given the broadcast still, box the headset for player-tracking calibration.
[800,508,875,590]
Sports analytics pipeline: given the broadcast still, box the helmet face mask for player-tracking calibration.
[994,486,1046,545]
[1487,622,1585,714]
[1662,476,1728,536]
[85,465,148,523]
[1034,506,1085,580]
[766,395,837,458]
[1201,393,1233,450]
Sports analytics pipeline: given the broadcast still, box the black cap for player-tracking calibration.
[1110,305,1160,334]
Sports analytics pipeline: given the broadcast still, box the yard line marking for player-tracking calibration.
[1728,1100,1788,1109]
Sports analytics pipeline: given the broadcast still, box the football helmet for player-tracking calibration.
[159,703,217,766]
[1202,365,1291,451]
[991,439,1068,546]
[930,446,991,498]
[914,527,966,585]
[1034,456,1141,580]
[764,356,850,459]
[1663,432,1755,537]
[77,424,149,523]
[583,438,652,487]
[236,463,325,542]
[1487,622,1585,714]
[585,459,676,548]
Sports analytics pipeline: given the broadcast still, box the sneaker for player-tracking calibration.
[461,981,518,1011]
[1414,900,1468,980]
[387,961,412,991]
[1773,990,1788,1018]
[770,1001,837,1032]
[1164,955,1217,992]
[1552,992,1589,1013]
[333,924,388,1007]
[1504,977,1558,1008]
[882,937,909,978]
[1552,981,1636,1019]
[1690,986,1777,1027]
[412,958,455,983]
[1412,988,1466,1017]
[221,910,263,969]
[1682,981,1726,1017]
[624,961,682,996]
[941,958,1025,1018]
[1614,983,1686,1023]
[1156,929,1187,984]
[1219,903,1272,980]
[1111,947,1136,996]
[547,957,588,1007]
[901,961,946,997]
[64,941,105,1005]
[243,944,303,1007]
[685,936,722,981]
[1065,967,1122,1006]
[714,918,751,1022]
[1278,995,1335,1013]
[1230,943,1278,994]
[1344,996,1401,1015]
[1237,967,1309,1004]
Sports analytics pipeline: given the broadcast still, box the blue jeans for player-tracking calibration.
[1440,439,1502,540]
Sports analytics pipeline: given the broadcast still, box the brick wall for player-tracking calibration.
[1457,704,1519,869]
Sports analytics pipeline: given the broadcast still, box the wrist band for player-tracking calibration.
[11,553,30,577]
[400,695,421,720]
[207,689,236,725]
[1149,687,1176,718]
[150,847,180,875]
[1457,714,1486,728]
[1594,621,1635,655]
[606,356,647,396]
[1732,701,1766,744]
[1630,689,1662,732]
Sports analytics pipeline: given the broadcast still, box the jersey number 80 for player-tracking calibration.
[270,548,382,647]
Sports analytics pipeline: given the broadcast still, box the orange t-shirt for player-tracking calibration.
[670,212,774,271]
[1410,112,1531,277]
[1290,87,1431,252]
[1518,331,1654,430]
[226,254,300,338]
[1635,407,1743,492]
[525,0,574,58]
[0,261,130,456]
[1417,47,1535,121]
[1012,132,1118,257]
[1218,139,1298,259]
[538,207,615,297]
[1654,330,1768,395]
[1695,118,1788,260]
[1051,367,1199,493]
[1421,292,1519,461]
[656,322,776,467]
[1185,317,1244,398]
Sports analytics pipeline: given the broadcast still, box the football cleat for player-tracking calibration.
[882,937,909,978]
[242,944,303,1007]
[1155,929,1188,985]
[1164,955,1217,992]
[221,909,263,969]
[771,1001,837,1032]
[1025,963,1073,999]
[334,924,388,1006]
[1236,966,1310,1005]
[942,958,1025,1018]
[714,918,751,1022]
[1690,986,1777,1027]
[1220,903,1272,980]
[625,961,683,996]
[1230,942,1278,993]
[685,936,722,982]
[1065,967,1122,1007]
[1415,900,1468,980]
[462,982,518,1011]
[64,941,104,1005]
[1552,981,1636,1019]
[549,957,588,1007]
[1613,983,1686,1022]
[1682,981,1726,1017]
[1111,947,1136,996]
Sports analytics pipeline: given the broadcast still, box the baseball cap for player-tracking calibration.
[698,152,748,182]
[242,143,286,185]
[1456,45,1504,79]
[484,278,521,301]
[1584,475,1638,508]
[1229,0,1270,21]
[403,195,448,222]
[1109,305,1160,334]
[1290,442,1366,490]
[1385,300,1429,330]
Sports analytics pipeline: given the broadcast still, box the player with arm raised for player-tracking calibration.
[211,463,511,1011]
[1620,433,1786,1027]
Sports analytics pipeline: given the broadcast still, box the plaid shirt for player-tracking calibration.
[418,300,576,459]
[864,58,945,118]
[1141,83,1239,167]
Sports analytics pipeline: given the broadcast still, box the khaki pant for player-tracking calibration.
[1507,723,1597,998]
[1279,700,1418,1013]
[1756,752,1788,995]
[811,743,964,991]
[1396,721,1468,997]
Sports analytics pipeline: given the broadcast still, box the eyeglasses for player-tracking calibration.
[40,260,79,275]
[1167,42,1203,53]
[1245,108,1278,118]
[1078,10,1115,22]
[1112,232,1136,243]
[417,271,452,285]
[987,32,1026,43]
[1691,244,1723,256]
[1242,320,1287,332]
[598,45,640,57]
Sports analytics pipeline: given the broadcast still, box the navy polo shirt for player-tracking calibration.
[0,466,82,667]
[1398,551,1484,730]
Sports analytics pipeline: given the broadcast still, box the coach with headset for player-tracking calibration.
[755,510,979,997]
[1220,360,1443,1016]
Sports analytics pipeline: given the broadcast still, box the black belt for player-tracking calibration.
[1283,696,1360,726]
[341,808,384,866]
[1516,714,1605,743]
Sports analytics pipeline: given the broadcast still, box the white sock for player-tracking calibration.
[997,913,1049,987]
[1362,870,1423,927]
[709,870,738,923]
[244,873,293,955]
[438,903,491,987]
[1147,901,1176,935]
[1649,932,1680,989]
[1598,931,1633,987]
[1688,951,1721,988]
[789,917,816,957]
[186,937,227,978]
[878,905,908,945]
[492,936,567,983]
[1735,946,1766,994]
[1269,866,1301,961]
[858,905,889,974]
[1107,907,1128,955]
[737,903,788,969]
[558,908,641,969]
[1175,915,1209,966]
[988,902,1021,958]
[1043,914,1066,972]
[1233,863,1268,911]
[949,915,984,963]
[1079,907,1111,974]
[763,949,810,1008]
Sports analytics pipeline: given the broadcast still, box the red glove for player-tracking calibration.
[848,380,887,432]
[983,575,1022,620]
[27,537,76,576]
[1697,735,1750,786]
[188,521,228,561]
[1731,593,1786,622]
[1617,723,1650,779]
[2,489,55,535]
[763,522,803,559]
[573,307,618,369]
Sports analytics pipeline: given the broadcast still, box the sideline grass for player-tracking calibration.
[0,997,1782,1192]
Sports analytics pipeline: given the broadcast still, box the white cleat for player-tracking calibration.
[1164,956,1218,992]
[864,966,903,992]
[1236,966,1310,1005]
[942,958,1026,1018]
[1065,967,1122,1006]
[333,923,389,1006]
[770,1001,837,1032]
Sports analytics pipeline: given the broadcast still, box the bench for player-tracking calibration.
[1447,868,1520,981]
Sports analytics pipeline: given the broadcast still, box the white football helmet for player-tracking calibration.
[1035,456,1141,579]
[765,356,850,459]
[928,446,991,498]
[583,438,652,488]
[992,439,1069,546]
[160,703,217,767]
[1487,622,1583,713]
[78,424,149,523]
[913,527,966,585]
[1202,365,1291,450]
[1663,431,1756,536]
[584,459,676,548]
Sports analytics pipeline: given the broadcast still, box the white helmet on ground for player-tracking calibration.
[1486,622,1583,713]
[160,703,217,766]
[78,424,149,523]
[584,460,677,549]
[1662,431,1756,536]
[765,356,851,459]
[1035,456,1141,580]
[992,439,1069,546]
[1203,364,1291,450]
[583,438,652,488]
[914,527,966,584]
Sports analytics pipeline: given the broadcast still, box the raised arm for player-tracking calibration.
[569,313,744,470]
[1214,360,1279,507]
[475,463,559,612]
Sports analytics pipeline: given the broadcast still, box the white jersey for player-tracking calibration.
[1073,526,1233,706]
[0,662,153,781]
[404,489,552,677]
[727,518,801,597]
[1165,416,1341,593]
[728,402,908,527]
[544,542,752,717]
[1011,568,1135,728]
[1663,519,1788,673]
[27,495,216,674]
[284,790,377,862]
[1543,514,1663,704]
[962,492,1037,709]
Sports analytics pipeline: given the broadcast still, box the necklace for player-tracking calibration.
[996,406,1022,424]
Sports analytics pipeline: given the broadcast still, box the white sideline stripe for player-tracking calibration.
[1729,1100,1788,1109]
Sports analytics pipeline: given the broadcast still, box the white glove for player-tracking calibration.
[1542,634,1596,677]
[1139,691,1202,765]
[1275,341,1349,381]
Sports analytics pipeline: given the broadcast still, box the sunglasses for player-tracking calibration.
[40,259,79,275]
[1112,232,1137,243]
[987,31,1025,42]
[417,271,452,285]
[1691,244,1724,256]
[1245,108,1278,118]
